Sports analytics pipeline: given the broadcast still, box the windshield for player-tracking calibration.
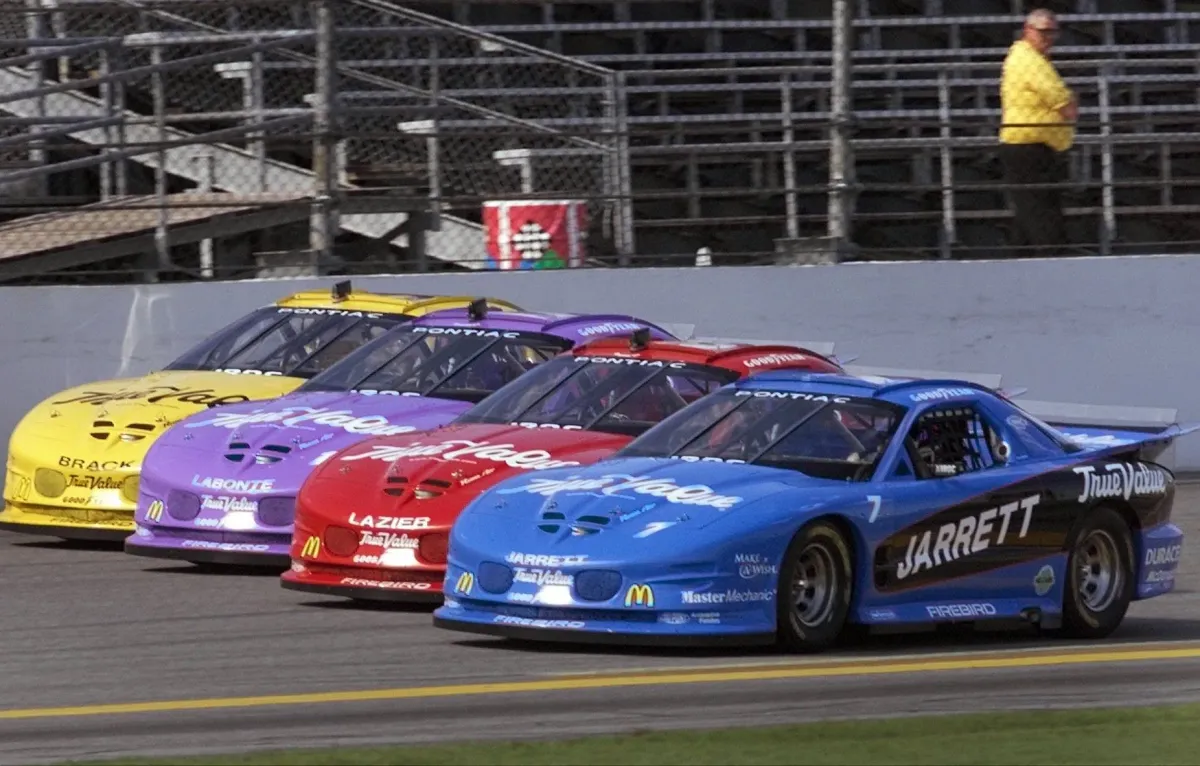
[165,307,407,378]
[455,355,740,436]
[297,327,573,403]
[618,389,905,481]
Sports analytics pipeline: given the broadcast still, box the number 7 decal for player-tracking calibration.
[867,495,882,524]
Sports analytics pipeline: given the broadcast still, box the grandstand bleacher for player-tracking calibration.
[0,0,1197,281]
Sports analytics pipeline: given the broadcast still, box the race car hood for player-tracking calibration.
[140,391,473,498]
[450,456,847,559]
[10,370,300,461]
[299,423,633,528]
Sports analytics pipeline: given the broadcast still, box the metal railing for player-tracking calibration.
[0,0,633,283]
[0,0,1199,282]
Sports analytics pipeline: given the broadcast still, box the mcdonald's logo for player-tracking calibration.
[300,535,321,558]
[455,571,474,595]
[145,499,164,522]
[624,583,654,608]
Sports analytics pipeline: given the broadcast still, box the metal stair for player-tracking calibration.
[0,65,483,269]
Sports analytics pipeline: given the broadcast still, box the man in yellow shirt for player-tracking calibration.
[999,9,1078,256]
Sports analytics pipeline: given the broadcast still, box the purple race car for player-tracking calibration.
[123,302,676,567]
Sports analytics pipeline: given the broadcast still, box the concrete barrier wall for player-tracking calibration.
[5,254,1200,482]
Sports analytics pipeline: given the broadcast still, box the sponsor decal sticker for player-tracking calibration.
[1075,462,1168,503]
[513,567,574,587]
[180,540,270,552]
[624,584,655,608]
[455,572,474,595]
[585,357,686,368]
[896,494,1041,581]
[1061,432,1136,448]
[344,440,578,471]
[1145,544,1182,567]
[186,406,418,437]
[743,353,809,369]
[1034,564,1055,596]
[338,577,432,590]
[68,475,124,491]
[413,327,519,338]
[926,603,997,619]
[348,513,430,530]
[498,474,743,510]
[492,615,586,629]
[909,387,975,402]
[278,308,383,317]
[301,535,321,558]
[680,588,774,605]
[506,552,588,567]
[360,530,420,549]
[734,553,778,580]
[191,476,276,494]
[53,387,250,408]
[215,368,283,376]
[145,499,164,522]
[735,390,850,403]
[200,495,258,513]
[578,321,648,337]
[634,521,677,538]
[58,457,133,471]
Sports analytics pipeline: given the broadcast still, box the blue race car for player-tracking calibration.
[432,372,1197,652]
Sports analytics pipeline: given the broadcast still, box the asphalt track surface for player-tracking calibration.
[4,485,1200,765]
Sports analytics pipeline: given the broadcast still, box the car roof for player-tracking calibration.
[570,336,843,375]
[734,370,1002,407]
[273,281,524,317]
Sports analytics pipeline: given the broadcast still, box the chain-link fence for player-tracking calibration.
[0,0,628,283]
[3,2,1200,282]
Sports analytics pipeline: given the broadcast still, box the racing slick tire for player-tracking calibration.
[777,520,853,653]
[1059,506,1135,640]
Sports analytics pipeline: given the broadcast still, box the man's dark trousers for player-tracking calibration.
[999,142,1067,256]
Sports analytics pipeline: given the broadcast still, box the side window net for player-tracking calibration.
[909,407,997,478]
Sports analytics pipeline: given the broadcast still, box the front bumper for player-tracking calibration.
[432,598,776,647]
[124,525,290,567]
[0,502,132,541]
[279,565,443,603]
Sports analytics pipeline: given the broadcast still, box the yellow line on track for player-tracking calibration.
[2,643,1200,721]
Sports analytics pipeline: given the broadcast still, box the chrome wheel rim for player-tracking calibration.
[791,542,836,627]
[1076,529,1122,612]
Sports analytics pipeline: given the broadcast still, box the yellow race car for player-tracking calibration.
[0,281,522,542]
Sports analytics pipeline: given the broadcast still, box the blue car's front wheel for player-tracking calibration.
[777,520,854,653]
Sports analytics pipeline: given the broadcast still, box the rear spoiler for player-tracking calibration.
[693,343,1007,386]
[654,322,697,340]
[843,364,1004,390]
[1014,399,1200,470]
[688,336,839,358]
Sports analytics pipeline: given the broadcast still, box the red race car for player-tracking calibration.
[280,330,846,602]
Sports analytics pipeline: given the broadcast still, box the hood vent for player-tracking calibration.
[538,511,611,536]
[90,420,157,442]
[255,444,292,465]
[223,441,292,465]
[383,477,451,499]
[413,478,450,500]
[383,476,408,497]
